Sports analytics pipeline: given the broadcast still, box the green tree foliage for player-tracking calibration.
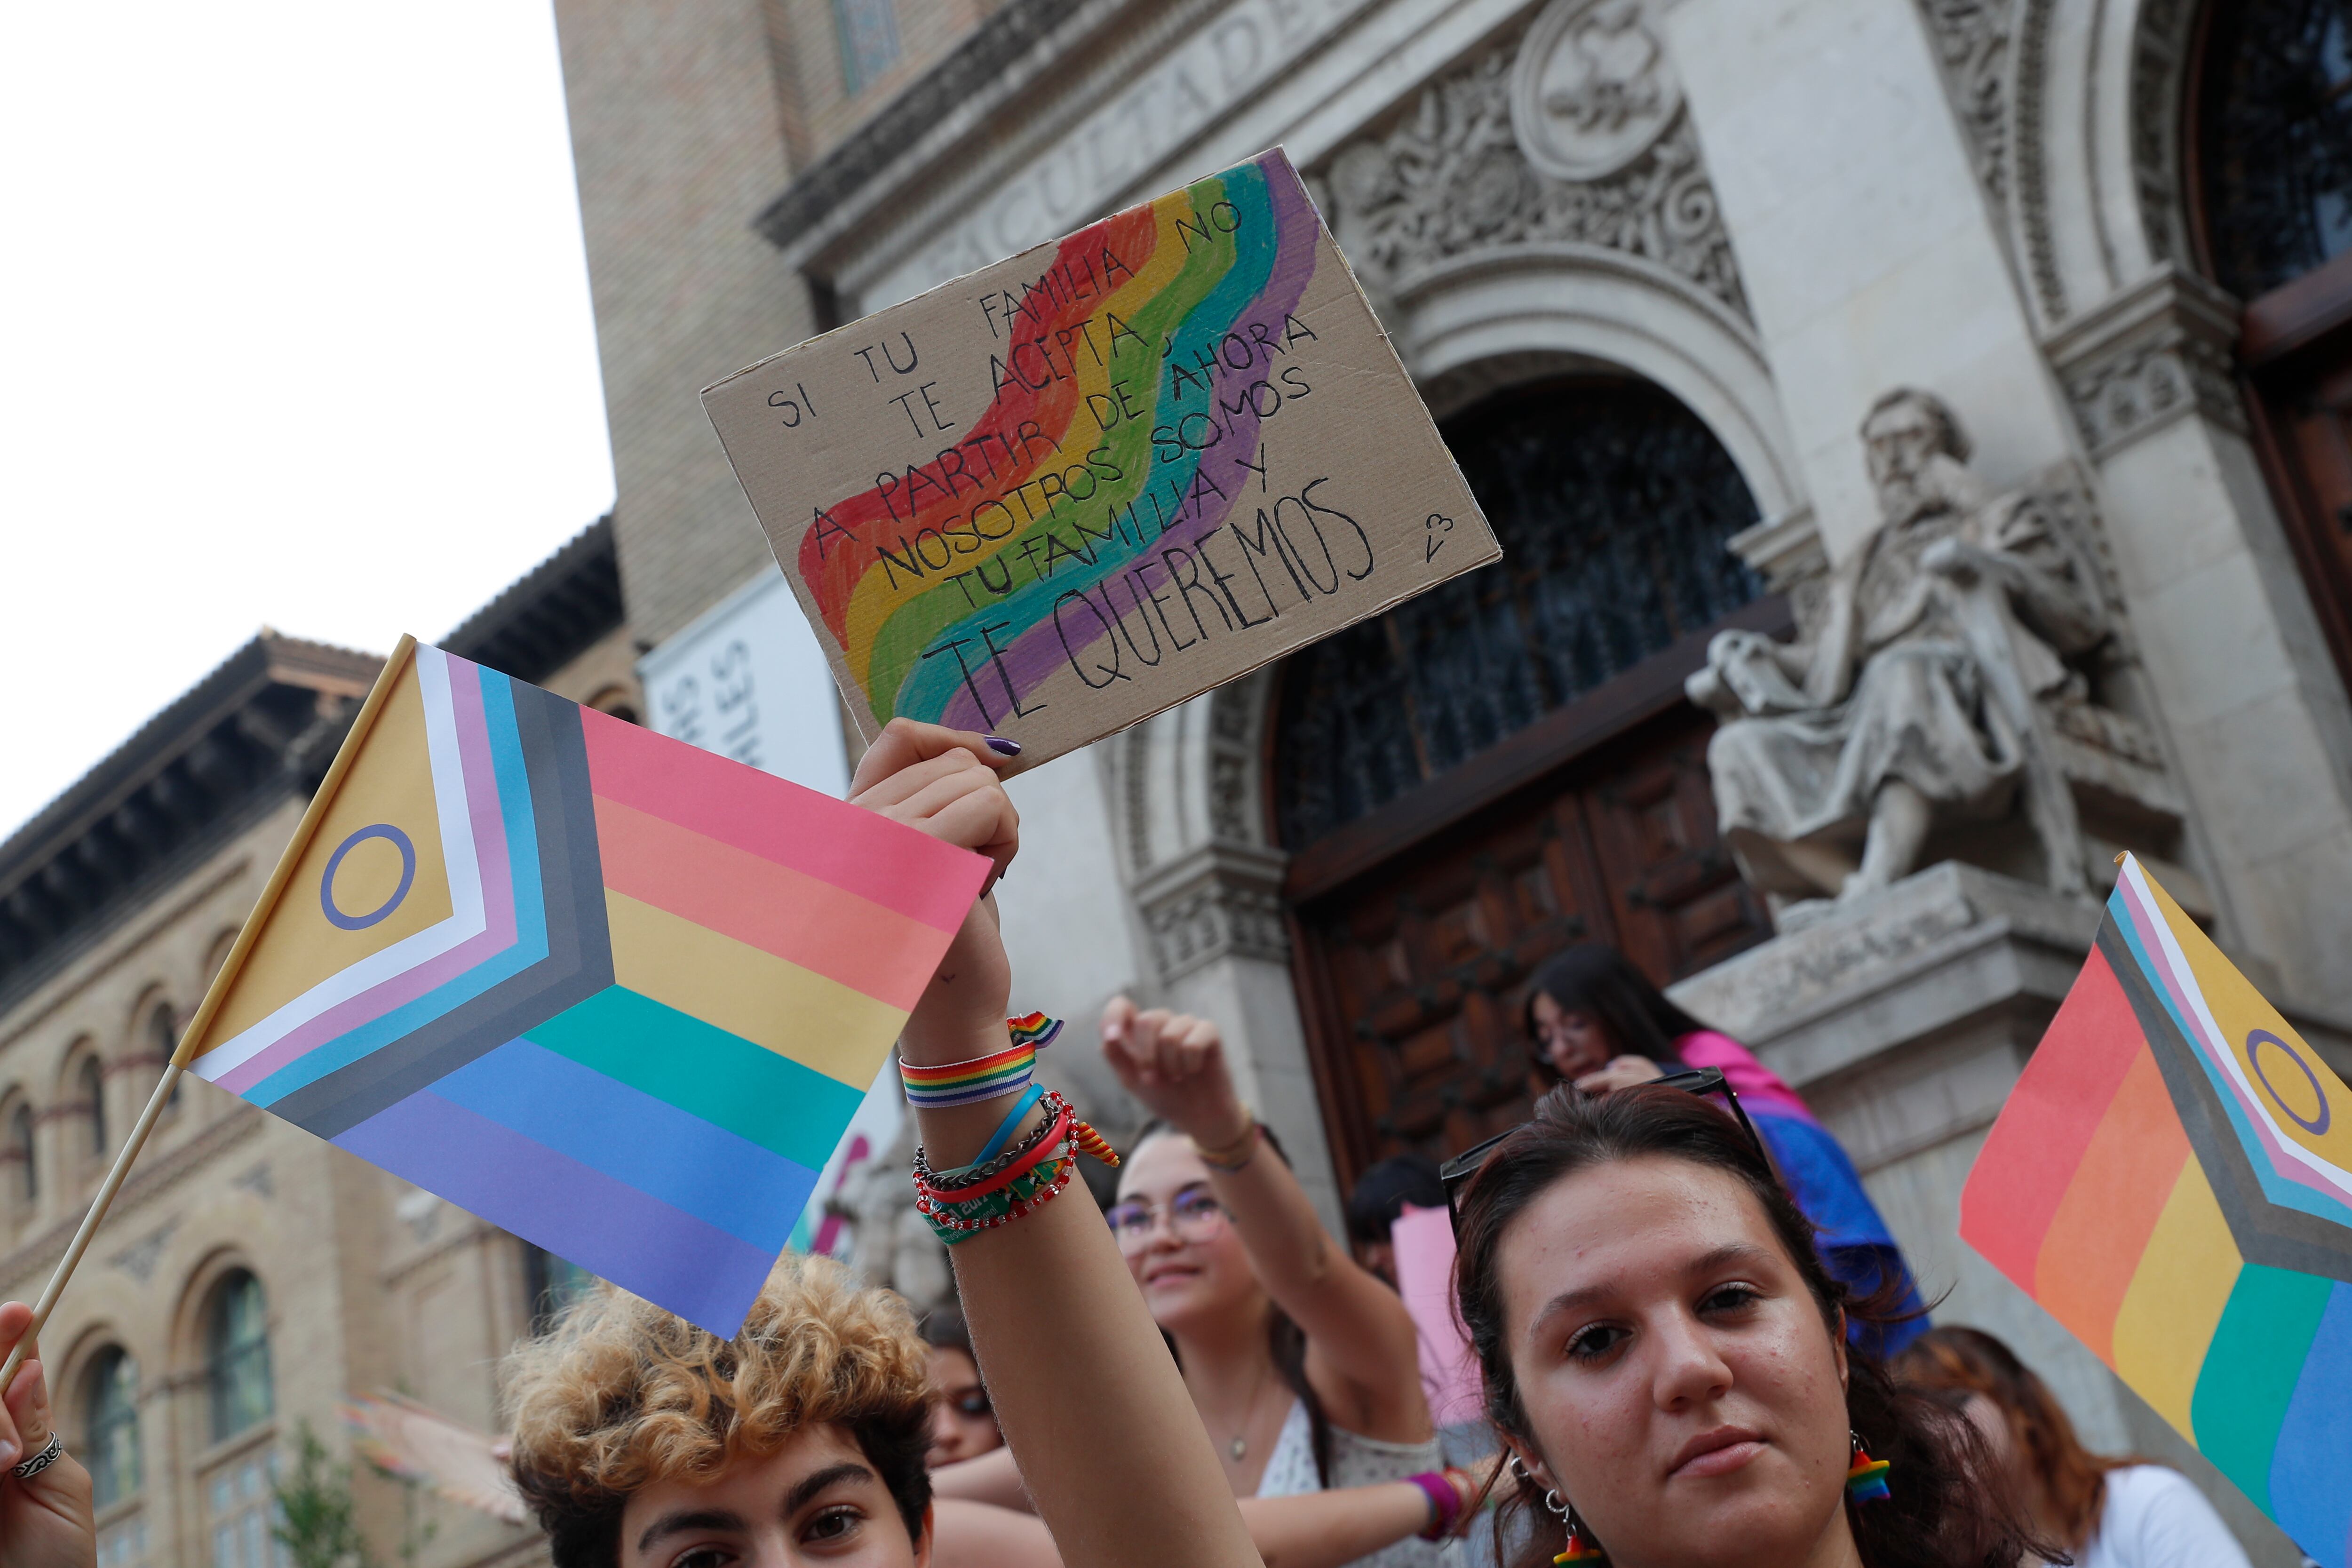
[270,1423,379,1568]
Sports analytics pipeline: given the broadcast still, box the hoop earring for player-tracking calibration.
[1544,1489,1606,1565]
[1845,1428,1892,1503]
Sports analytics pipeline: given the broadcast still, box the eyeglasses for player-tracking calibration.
[1104,1187,1229,1253]
[1437,1067,1770,1223]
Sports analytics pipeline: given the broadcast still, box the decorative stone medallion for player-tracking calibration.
[1510,0,1683,182]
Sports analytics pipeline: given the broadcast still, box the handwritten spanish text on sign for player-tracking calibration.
[702,149,1500,764]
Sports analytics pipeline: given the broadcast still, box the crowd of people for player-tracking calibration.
[0,720,2262,1568]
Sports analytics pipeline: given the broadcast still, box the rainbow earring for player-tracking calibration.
[1547,1491,1605,1565]
[1845,1430,1892,1503]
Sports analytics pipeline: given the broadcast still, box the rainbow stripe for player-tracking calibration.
[183,641,988,1336]
[1960,857,2352,1566]
[797,152,1322,730]
[900,1041,1038,1108]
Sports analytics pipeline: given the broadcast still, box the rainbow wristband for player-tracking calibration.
[900,1014,1064,1108]
[901,1042,1034,1107]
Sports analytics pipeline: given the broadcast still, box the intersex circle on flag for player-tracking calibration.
[321,824,417,931]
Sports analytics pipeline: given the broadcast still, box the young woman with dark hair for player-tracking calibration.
[1449,1082,2050,1568]
[1522,944,1927,1356]
[1896,1328,2251,1568]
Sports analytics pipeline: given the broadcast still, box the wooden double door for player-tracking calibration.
[1279,614,1780,1186]
[1264,378,1782,1186]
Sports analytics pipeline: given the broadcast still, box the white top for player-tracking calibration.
[1255,1398,1450,1568]
[2068,1467,2252,1568]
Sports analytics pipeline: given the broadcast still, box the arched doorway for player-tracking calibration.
[1269,377,1782,1181]
[2192,0,2352,692]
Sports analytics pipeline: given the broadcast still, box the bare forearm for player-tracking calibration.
[1238,1485,1432,1568]
[931,1445,1031,1511]
[919,1094,1262,1568]
[1210,1138,1342,1303]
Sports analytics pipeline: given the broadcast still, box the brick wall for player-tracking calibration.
[551,0,818,647]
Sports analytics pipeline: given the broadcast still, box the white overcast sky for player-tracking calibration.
[0,3,616,839]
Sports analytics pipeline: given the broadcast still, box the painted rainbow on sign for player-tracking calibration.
[183,641,987,1336]
[797,151,1322,731]
[1960,857,2352,1567]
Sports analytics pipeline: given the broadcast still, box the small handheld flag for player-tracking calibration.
[171,636,989,1337]
[1960,855,2352,1567]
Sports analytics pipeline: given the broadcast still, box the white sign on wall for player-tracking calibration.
[636,565,850,798]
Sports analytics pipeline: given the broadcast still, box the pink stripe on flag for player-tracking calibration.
[578,707,988,934]
[217,660,521,1095]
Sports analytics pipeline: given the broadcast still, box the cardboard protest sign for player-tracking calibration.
[1960,855,2352,1566]
[703,148,1499,764]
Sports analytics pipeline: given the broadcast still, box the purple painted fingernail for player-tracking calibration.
[985,735,1022,756]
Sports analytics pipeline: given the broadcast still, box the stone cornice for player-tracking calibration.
[754,0,1154,272]
[1134,841,1292,981]
[2045,265,2246,457]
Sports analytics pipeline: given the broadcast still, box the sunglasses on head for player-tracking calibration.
[1436,1067,1769,1223]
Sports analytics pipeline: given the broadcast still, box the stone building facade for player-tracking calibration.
[551,0,2352,1560]
[0,521,635,1568]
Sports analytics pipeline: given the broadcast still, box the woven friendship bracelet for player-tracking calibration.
[899,1012,1068,1108]
[900,1041,1037,1107]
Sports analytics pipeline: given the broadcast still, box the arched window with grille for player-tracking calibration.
[2193,0,2352,693]
[81,1345,140,1508]
[79,1057,107,1159]
[150,1006,181,1114]
[205,1271,272,1442]
[1272,376,1780,1178]
[8,1102,34,1206]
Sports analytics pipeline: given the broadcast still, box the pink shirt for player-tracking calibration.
[1670,1029,1819,1125]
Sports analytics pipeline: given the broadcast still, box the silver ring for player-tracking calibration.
[11,1431,61,1480]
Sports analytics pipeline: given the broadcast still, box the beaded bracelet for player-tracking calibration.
[914,1119,1080,1244]
[918,1104,1072,1204]
[917,1090,1073,1194]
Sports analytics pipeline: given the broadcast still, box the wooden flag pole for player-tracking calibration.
[0,637,420,1393]
[1,1063,184,1391]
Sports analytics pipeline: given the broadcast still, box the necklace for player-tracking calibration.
[1209,1354,1275,1465]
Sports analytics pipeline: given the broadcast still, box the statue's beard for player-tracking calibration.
[1875,453,1976,528]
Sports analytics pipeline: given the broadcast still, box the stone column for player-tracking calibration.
[1112,684,1346,1233]
[1657,0,2082,558]
[2047,268,2352,1017]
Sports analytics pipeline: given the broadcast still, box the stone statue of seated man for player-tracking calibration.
[1686,389,2106,924]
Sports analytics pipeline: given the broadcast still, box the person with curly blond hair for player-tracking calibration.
[504,1253,944,1566]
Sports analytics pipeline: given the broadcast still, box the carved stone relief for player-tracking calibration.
[1510,0,1683,182]
[1320,22,1746,318]
[1914,0,2068,322]
[2046,266,2245,456]
[1916,0,2015,202]
[2130,0,2201,268]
